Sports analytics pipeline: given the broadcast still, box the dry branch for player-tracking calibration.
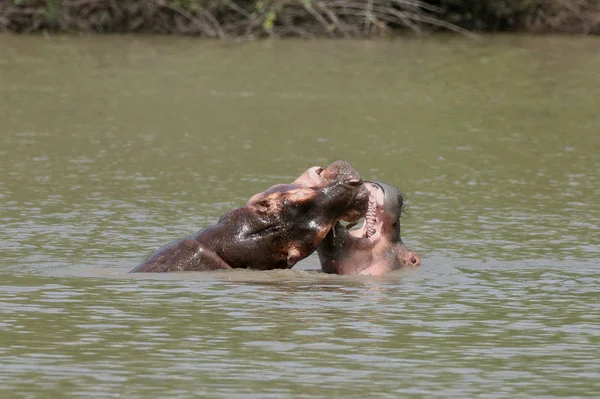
[0,0,598,37]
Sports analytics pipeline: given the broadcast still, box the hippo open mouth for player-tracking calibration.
[318,180,421,274]
[345,182,385,241]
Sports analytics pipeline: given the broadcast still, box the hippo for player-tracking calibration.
[317,181,420,275]
[131,160,368,272]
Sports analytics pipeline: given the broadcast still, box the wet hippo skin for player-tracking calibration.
[317,181,421,276]
[131,160,369,272]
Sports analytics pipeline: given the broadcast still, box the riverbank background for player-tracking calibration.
[1,0,599,38]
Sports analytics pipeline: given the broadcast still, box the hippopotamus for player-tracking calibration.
[131,160,368,273]
[317,181,420,276]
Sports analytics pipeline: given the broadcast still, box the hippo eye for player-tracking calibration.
[315,167,324,175]
[346,178,363,187]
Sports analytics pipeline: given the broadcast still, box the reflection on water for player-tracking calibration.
[1,35,599,398]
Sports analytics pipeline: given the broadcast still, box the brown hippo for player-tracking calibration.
[317,181,420,275]
[131,160,368,272]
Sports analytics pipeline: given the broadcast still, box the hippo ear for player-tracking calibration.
[305,166,324,186]
[252,195,288,216]
[248,191,280,215]
[292,166,323,187]
[253,199,270,214]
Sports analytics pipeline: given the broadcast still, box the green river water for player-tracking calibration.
[1,34,599,398]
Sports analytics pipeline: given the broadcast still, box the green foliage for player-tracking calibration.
[253,1,278,32]
[100,10,112,25]
[263,10,276,31]
[43,0,59,23]
[175,0,201,12]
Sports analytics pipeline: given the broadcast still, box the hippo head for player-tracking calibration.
[291,160,369,224]
[317,181,420,275]
[243,160,369,269]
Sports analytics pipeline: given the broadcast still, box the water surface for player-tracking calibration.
[1,35,599,398]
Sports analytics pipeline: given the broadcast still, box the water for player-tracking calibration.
[1,34,599,398]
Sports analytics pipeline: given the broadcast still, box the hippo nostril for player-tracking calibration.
[406,253,420,266]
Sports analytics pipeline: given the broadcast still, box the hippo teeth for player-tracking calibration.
[365,193,377,238]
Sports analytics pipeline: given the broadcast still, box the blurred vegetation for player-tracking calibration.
[1,0,598,37]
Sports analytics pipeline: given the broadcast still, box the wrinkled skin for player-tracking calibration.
[131,160,369,272]
[317,181,421,276]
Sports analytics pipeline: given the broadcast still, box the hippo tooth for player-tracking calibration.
[365,194,377,238]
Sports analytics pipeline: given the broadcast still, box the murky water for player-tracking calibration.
[1,35,599,398]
